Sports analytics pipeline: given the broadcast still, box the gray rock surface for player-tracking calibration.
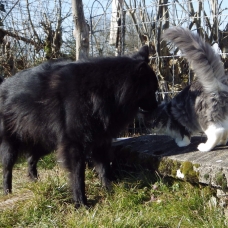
[111,135,228,190]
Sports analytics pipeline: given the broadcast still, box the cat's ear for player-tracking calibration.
[132,45,149,63]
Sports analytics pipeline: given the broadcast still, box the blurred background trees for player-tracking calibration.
[1,0,228,94]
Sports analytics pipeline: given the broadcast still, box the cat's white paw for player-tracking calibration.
[175,136,190,147]
[197,143,212,152]
[176,140,190,147]
[217,140,227,146]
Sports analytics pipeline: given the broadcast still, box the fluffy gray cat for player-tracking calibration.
[151,27,228,152]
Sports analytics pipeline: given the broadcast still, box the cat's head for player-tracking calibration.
[146,102,169,132]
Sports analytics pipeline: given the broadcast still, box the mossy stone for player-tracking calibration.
[180,161,199,183]
[158,158,181,176]
[215,171,228,191]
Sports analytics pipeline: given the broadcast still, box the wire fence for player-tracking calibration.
[1,0,228,136]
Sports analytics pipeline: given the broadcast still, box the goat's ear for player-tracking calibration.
[132,45,149,63]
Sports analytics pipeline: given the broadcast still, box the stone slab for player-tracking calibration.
[111,135,228,190]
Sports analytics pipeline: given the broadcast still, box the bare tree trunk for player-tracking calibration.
[71,0,89,60]
[210,0,218,42]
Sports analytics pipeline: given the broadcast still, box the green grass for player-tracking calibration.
[0,153,227,227]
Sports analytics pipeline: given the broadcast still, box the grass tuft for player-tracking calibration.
[0,154,227,227]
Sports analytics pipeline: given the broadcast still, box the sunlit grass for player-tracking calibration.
[0,153,227,227]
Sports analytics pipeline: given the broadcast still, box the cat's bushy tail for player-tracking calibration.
[162,27,227,93]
